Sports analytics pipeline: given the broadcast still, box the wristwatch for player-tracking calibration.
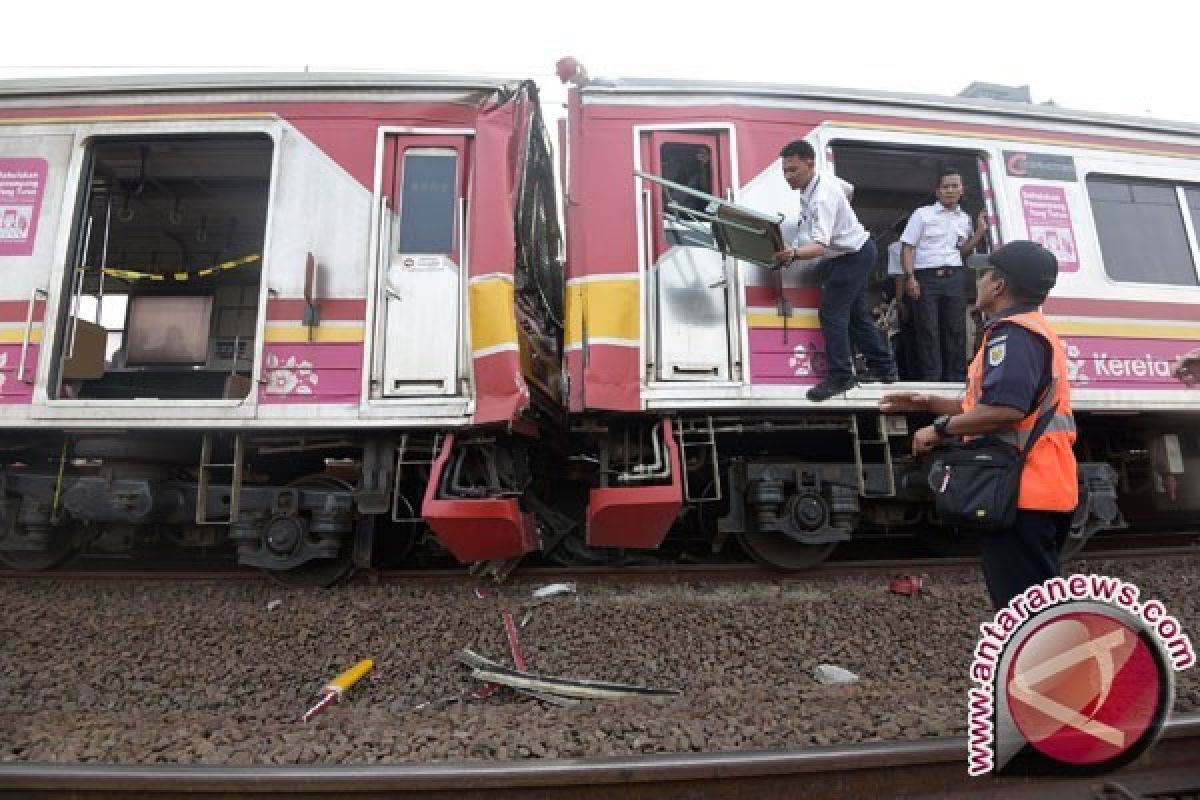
[933,414,953,437]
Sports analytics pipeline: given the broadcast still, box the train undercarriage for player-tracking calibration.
[0,410,1194,584]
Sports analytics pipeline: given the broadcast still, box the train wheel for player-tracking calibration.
[0,526,80,571]
[263,548,355,589]
[737,530,837,571]
[260,475,356,589]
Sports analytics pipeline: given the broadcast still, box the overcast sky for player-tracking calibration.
[4,0,1196,125]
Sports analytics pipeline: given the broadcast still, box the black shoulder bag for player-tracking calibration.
[929,396,1059,533]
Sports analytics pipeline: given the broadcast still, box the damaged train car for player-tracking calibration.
[0,73,563,584]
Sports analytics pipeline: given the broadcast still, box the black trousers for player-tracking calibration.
[979,509,1073,610]
[912,268,967,382]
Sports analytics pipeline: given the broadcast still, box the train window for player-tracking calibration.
[661,143,713,215]
[396,150,457,255]
[1087,176,1198,286]
[59,134,271,400]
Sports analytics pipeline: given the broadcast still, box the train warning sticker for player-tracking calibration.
[0,158,48,257]
[1019,186,1079,273]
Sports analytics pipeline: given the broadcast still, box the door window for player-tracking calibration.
[396,150,458,255]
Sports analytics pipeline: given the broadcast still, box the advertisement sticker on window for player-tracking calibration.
[1019,185,1079,273]
[0,158,48,257]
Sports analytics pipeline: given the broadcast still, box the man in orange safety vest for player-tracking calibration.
[880,240,1077,608]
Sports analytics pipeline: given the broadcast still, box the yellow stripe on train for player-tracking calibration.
[263,325,364,343]
[468,277,519,353]
[1048,318,1200,341]
[745,310,821,330]
[0,328,43,344]
[564,277,641,348]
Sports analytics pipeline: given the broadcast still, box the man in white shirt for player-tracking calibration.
[899,170,988,382]
[773,139,897,402]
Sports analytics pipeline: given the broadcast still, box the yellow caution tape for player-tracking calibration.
[98,253,261,282]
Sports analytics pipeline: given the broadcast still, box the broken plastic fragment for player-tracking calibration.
[814,664,859,685]
[300,658,375,723]
[888,574,923,597]
[532,582,577,600]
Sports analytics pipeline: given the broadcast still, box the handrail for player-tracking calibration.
[17,287,47,384]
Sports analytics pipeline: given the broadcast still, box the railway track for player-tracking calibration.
[0,712,1196,798]
[4,544,1197,585]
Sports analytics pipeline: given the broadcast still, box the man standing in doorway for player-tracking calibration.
[774,139,897,402]
[880,241,1078,609]
[899,170,988,382]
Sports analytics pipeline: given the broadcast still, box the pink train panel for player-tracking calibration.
[1058,336,1197,389]
[258,343,363,405]
[0,343,36,404]
[748,328,825,385]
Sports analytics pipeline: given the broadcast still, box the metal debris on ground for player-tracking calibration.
[532,582,577,600]
[469,557,523,583]
[266,599,283,611]
[814,664,860,686]
[888,574,924,597]
[501,610,527,671]
[459,649,680,701]
[522,582,578,628]
[300,658,375,723]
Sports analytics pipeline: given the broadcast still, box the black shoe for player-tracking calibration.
[806,376,857,402]
[858,368,900,384]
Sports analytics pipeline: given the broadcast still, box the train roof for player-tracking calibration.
[579,75,1200,140]
[0,71,524,99]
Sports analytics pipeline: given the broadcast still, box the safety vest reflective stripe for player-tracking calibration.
[963,309,1079,513]
[992,414,1077,448]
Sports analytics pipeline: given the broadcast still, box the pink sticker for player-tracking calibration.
[1019,185,1079,273]
[0,158,48,258]
[258,343,362,404]
[1059,336,1195,389]
[748,328,826,385]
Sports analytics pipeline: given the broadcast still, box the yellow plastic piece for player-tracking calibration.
[325,659,374,695]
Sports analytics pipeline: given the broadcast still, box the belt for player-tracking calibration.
[916,266,962,278]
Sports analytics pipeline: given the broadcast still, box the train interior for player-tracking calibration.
[55,135,272,401]
[830,143,991,380]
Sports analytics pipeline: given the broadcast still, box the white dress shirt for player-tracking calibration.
[792,172,869,259]
[900,202,972,269]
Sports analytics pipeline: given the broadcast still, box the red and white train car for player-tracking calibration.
[0,74,563,583]
[556,69,1200,568]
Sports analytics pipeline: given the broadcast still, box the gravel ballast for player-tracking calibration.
[1,555,1196,764]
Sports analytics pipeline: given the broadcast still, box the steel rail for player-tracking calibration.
[2,544,1198,584]
[0,713,1196,798]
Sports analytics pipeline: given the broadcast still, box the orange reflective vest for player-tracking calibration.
[962,309,1078,512]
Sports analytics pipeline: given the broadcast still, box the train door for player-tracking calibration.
[821,134,997,381]
[639,130,736,382]
[378,135,469,396]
